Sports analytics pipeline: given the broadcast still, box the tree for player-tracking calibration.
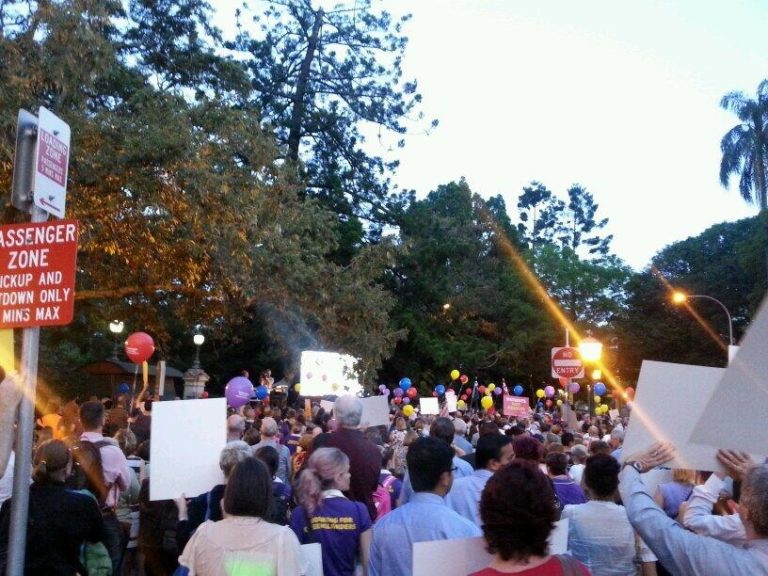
[383,180,556,390]
[562,184,613,258]
[720,80,768,210]
[0,0,404,392]
[516,181,565,249]
[233,0,434,230]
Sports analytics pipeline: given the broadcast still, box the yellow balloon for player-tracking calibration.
[294,383,301,393]
[536,389,545,399]
[457,399,467,410]
[450,369,460,381]
[556,399,563,406]
[487,383,496,392]
[481,396,494,410]
[594,395,601,404]
[403,405,414,417]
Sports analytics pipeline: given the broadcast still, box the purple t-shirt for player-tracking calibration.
[290,496,372,576]
[285,433,302,455]
[552,477,587,507]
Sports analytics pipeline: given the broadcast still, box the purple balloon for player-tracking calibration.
[569,381,580,394]
[494,387,502,396]
[379,384,388,393]
[393,388,404,397]
[544,385,555,398]
[225,376,254,408]
[402,397,410,404]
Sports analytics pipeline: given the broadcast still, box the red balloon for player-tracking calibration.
[393,397,402,404]
[432,391,438,397]
[625,387,635,399]
[545,399,553,408]
[459,374,469,384]
[461,394,468,401]
[478,386,486,395]
[465,387,472,395]
[201,391,209,399]
[406,387,418,398]
[559,377,570,388]
[124,332,155,364]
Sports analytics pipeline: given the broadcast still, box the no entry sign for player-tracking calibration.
[551,346,584,379]
[0,220,78,328]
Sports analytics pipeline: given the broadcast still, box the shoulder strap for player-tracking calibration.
[91,439,112,450]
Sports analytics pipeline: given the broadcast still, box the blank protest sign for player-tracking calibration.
[150,398,226,501]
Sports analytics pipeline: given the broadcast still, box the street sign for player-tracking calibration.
[0,220,79,328]
[551,346,584,379]
[33,107,70,217]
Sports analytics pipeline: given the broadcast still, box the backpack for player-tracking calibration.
[373,475,396,520]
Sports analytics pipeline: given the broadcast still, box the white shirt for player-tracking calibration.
[682,473,746,547]
[0,452,15,506]
[563,500,656,576]
[569,463,585,486]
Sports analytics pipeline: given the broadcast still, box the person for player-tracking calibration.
[368,436,481,576]
[175,440,254,551]
[654,468,695,520]
[609,428,624,461]
[226,414,246,442]
[291,447,372,576]
[446,433,514,526]
[325,395,381,520]
[178,457,302,575]
[569,444,588,485]
[453,417,474,456]
[0,439,105,575]
[130,399,153,446]
[389,416,408,477]
[681,450,747,546]
[546,451,586,506]
[378,446,402,512]
[79,400,131,575]
[620,442,768,575]
[562,454,656,576]
[254,445,291,525]
[253,417,292,484]
[399,417,474,504]
[469,460,589,576]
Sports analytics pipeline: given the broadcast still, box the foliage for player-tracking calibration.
[0,0,403,395]
[720,80,768,210]
[232,0,435,232]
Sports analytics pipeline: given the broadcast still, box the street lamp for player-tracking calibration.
[578,333,602,416]
[192,332,205,369]
[108,320,124,360]
[672,291,736,362]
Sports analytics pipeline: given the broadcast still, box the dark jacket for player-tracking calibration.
[325,427,381,520]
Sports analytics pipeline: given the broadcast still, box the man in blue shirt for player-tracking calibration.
[368,436,481,576]
[446,433,514,526]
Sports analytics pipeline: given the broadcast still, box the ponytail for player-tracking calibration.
[296,447,349,516]
[32,439,70,482]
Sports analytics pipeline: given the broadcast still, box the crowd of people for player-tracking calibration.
[0,387,765,576]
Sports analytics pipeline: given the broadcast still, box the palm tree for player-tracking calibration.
[719,80,768,210]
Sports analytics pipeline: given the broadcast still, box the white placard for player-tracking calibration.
[609,409,619,421]
[300,351,361,397]
[300,543,323,576]
[412,520,569,576]
[622,361,762,471]
[420,397,440,415]
[320,399,335,414]
[689,297,768,455]
[359,395,390,428]
[445,390,458,413]
[150,398,226,501]
[156,360,167,398]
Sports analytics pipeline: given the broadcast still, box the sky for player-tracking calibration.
[214,0,767,270]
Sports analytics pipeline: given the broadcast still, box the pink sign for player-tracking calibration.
[503,394,531,417]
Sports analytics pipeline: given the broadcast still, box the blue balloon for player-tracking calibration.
[435,384,446,395]
[255,385,269,400]
[513,385,524,396]
[118,383,130,394]
[594,382,607,396]
[399,377,412,391]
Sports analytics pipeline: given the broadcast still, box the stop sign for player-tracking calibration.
[551,347,584,379]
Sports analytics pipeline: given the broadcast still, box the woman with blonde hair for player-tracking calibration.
[389,416,408,476]
[655,468,696,520]
[291,447,372,576]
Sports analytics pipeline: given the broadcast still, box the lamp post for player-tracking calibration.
[579,333,603,416]
[108,320,124,360]
[672,291,736,363]
[192,332,205,369]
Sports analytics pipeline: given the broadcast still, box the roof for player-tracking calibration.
[78,358,185,379]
